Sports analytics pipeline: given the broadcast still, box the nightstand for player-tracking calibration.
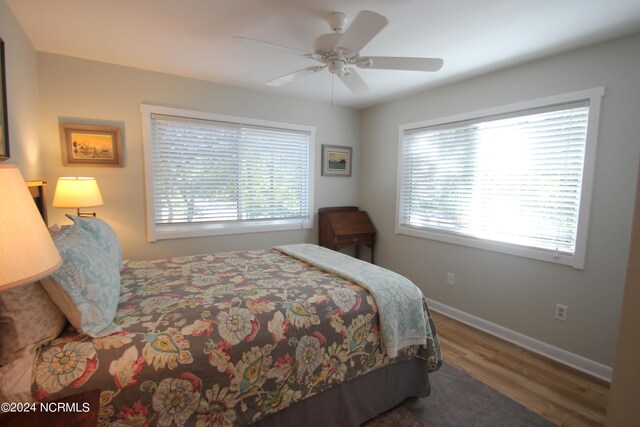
[26,180,48,226]
[0,389,100,427]
[319,206,376,263]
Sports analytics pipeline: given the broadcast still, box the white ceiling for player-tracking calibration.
[7,0,640,109]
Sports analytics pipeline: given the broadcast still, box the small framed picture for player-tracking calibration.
[321,144,352,177]
[60,123,123,166]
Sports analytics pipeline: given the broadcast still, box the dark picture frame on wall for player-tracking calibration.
[0,37,9,161]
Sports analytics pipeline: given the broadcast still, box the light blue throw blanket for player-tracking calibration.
[274,244,430,358]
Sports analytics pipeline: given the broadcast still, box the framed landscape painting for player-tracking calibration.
[60,123,123,166]
[321,144,352,176]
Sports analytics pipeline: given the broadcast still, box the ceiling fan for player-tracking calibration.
[232,10,444,94]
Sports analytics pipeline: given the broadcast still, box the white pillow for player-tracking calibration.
[0,345,39,403]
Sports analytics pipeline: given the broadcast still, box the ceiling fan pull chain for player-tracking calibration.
[331,73,335,106]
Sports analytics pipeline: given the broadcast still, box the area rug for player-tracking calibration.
[363,405,427,427]
[364,362,556,427]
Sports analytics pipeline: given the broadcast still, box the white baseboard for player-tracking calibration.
[427,298,613,382]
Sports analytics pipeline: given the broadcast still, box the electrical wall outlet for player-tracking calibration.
[555,303,568,322]
[446,272,455,286]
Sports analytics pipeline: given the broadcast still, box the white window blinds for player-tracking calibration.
[397,88,604,268]
[142,106,314,241]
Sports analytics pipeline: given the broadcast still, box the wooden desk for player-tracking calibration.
[319,207,376,263]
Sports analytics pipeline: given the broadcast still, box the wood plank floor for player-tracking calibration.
[431,311,609,426]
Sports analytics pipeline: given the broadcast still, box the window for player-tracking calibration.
[397,88,604,268]
[141,105,315,241]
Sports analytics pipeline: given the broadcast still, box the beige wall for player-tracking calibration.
[359,33,640,368]
[6,0,640,382]
[37,54,360,260]
[0,0,40,178]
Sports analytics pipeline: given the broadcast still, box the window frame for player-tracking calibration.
[141,104,315,242]
[396,87,604,269]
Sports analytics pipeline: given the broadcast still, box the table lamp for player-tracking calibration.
[52,176,104,217]
[0,164,62,290]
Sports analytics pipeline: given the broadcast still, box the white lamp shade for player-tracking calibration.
[53,177,104,208]
[0,164,62,290]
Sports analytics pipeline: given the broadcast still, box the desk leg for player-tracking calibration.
[370,244,375,264]
[355,245,360,260]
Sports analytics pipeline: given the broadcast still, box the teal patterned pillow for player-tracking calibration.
[42,225,121,337]
[66,215,123,268]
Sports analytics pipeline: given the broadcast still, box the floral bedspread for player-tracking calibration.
[31,249,441,426]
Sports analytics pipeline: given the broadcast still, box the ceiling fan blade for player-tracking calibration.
[358,56,444,72]
[336,10,388,54]
[338,69,369,94]
[232,36,311,57]
[265,66,325,86]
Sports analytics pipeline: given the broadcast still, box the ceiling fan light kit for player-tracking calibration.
[234,10,444,94]
[355,57,374,68]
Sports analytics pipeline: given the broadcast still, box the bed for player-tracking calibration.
[0,214,441,426]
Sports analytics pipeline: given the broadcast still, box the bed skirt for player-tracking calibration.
[253,358,431,427]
